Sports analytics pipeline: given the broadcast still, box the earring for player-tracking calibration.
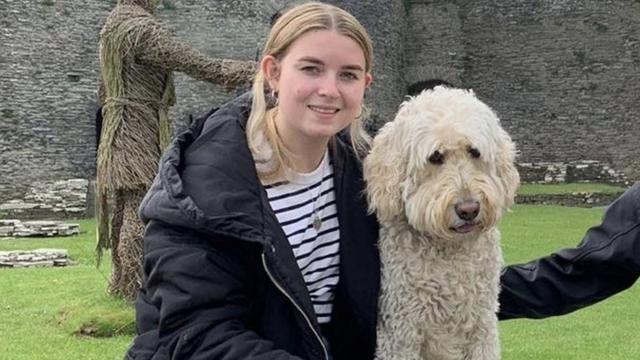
[270,89,279,107]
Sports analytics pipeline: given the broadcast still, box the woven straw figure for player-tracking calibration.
[97,0,256,300]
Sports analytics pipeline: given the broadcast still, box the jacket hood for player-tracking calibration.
[139,93,269,244]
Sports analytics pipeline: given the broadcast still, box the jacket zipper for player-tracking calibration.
[261,252,329,360]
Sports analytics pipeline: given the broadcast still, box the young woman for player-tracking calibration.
[125,2,379,359]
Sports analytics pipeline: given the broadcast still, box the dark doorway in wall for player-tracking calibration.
[407,79,455,96]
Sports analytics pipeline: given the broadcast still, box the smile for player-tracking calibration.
[308,105,340,114]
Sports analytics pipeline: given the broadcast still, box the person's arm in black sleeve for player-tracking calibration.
[138,220,304,360]
[499,183,640,320]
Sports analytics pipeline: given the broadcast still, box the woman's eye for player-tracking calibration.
[340,72,358,81]
[301,66,320,74]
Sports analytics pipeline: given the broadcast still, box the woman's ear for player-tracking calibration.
[261,55,280,91]
[364,73,373,88]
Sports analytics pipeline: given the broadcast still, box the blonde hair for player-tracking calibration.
[247,1,373,182]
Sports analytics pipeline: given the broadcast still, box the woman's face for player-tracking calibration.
[263,30,372,146]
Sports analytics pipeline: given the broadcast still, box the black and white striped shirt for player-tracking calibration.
[265,153,340,324]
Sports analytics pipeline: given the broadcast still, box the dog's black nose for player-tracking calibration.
[455,200,480,221]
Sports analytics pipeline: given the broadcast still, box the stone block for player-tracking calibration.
[0,248,72,268]
[0,220,80,238]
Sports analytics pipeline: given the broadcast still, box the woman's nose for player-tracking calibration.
[317,75,340,98]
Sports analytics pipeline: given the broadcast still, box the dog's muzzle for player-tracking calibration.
[451,199,481,233]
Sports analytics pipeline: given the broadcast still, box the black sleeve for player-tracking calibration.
[129,220,303,360]
[499,183,640,320]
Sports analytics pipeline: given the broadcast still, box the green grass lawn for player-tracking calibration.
[499,205,640,360]
[1,207,638,359]
[0,220,133,360]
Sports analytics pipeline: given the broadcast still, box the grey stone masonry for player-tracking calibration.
[1,0,639,203]
[0,219,80,237]
[405,0,464,90]
[456,0,640,180]
[0,179,90,219]
[1,0,111,203]
[517,160,630,185]
[0,249,73,268]
[515,192,623,208]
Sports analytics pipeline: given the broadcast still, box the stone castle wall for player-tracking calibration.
[457,0,640,179]
[1,0,639,203]
[405,0,465,87]
[0,0,111,201]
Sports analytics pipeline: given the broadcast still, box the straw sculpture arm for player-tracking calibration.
[135,21,256,88]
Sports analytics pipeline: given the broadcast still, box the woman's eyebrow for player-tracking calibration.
[342,64,364,72]
[296,57,364,72]
[297,57,324,65]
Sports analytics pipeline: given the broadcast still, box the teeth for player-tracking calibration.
[309,105,338,114]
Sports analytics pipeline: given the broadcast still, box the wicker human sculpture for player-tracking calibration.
[97,0,256,300]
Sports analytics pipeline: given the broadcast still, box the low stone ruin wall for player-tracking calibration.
[0,249,72,268]
[0,220,80,237]
[517,161,629,185]
[515,191,623,208]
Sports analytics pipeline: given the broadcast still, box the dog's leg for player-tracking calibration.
[375,266,424,360]
[375,310,423,360]
[464,236,502,360]
[420,330,468,360]
[462,306,500,360]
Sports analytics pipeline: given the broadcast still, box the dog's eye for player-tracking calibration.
[428,150,444,165]
[468,147,481,159]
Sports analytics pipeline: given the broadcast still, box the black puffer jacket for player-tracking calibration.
[124,94,380,360]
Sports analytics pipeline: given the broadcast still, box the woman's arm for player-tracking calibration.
[127,220,303,360]
[499,183,640,320]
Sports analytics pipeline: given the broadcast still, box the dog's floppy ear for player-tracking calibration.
[363,120,406,222]
[495,128,520,209]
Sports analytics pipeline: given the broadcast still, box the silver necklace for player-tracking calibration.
[310,156,327,231]
[312,210,323,231]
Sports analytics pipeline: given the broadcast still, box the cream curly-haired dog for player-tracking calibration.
[365,86,520,360]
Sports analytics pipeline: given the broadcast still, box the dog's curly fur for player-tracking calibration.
[365,86,520,360]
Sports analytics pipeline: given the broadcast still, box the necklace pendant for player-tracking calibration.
[312,214,322,230]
